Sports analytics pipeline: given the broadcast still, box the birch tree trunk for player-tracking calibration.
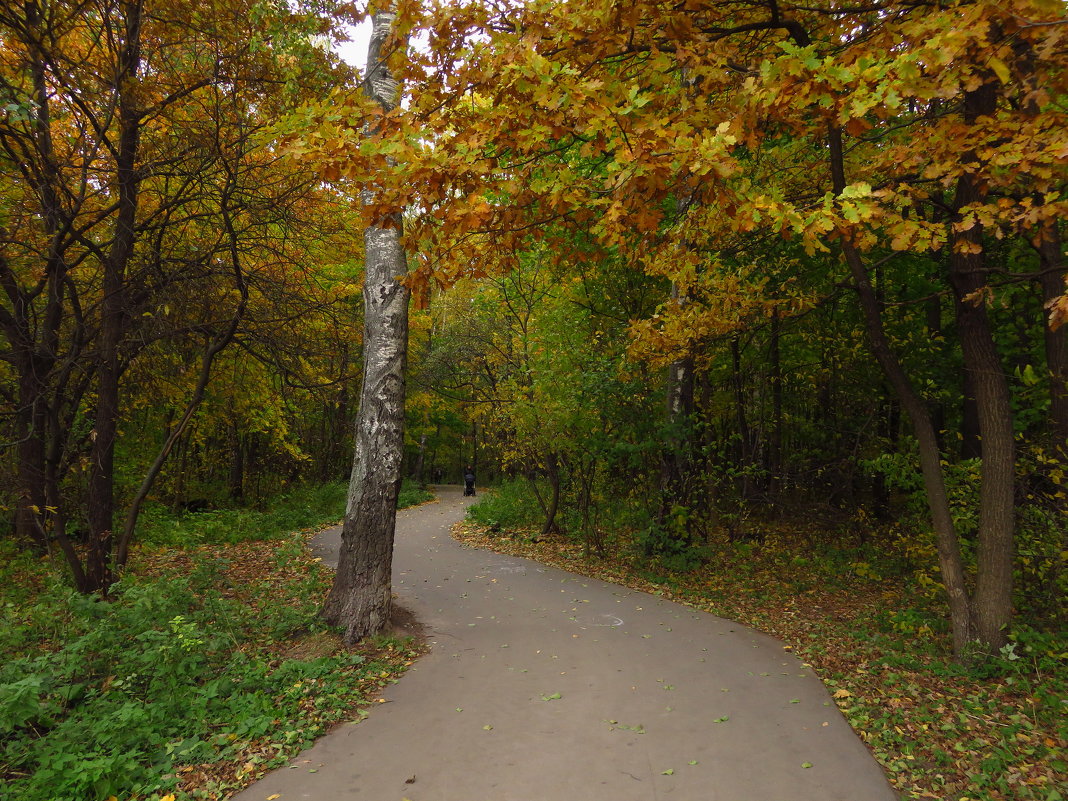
[322,7,411,644]
[658,190,697,532]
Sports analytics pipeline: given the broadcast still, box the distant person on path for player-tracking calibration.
[463,466,476,496]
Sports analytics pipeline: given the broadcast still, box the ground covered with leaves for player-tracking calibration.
[452,517,1067,801]
[0,498,427,801]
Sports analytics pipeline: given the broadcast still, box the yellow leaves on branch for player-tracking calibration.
[276,0,1067,315]
[628,256,814,369]
[1046,294,1068,333]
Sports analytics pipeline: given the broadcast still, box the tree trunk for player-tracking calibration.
[768,310,783,496]
[961,367,982,460]
[4,3,69,558]
[827,125,977,654]
[927,288,947,451]
[1037,225,1067,454]
[658,187,697,527]
[229,424,245,501]
[948,82,1015,651]
[658,342,695,524]
[322,8,410,644]
[14,367,50,553]
[730,337,755,500]
[540,452,561,538]
[413,432,428,482]
[86,0,144,593]
[332,373,351,480]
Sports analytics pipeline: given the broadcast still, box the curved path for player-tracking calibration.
[234,485,897,801]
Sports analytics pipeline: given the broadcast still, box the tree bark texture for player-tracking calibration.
[322,8,410,644]
[4,2,70,557]
[657,269,695,528]
[948,81,1016,651]
[540,452,562,538]
[768,310,783,495]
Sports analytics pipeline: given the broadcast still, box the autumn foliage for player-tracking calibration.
[284,0,1067,656]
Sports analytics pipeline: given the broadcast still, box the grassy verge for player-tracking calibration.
[456,494,1066,801]
[137,479,435,547]
[0,481,434,801]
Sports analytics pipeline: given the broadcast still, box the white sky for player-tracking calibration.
[335,20,373,70]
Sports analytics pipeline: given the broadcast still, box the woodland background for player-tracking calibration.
[1,0,1065,799]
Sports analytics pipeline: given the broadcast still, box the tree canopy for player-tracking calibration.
[287,0,1067,654]
[1,0,1064,657]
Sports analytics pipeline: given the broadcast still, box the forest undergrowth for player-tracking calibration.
[458,486,1067,801]
[0,481,433,801]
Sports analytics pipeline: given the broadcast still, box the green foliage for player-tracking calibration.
[467,479,544,532]
[1014,502,1068,624]
[863,448,1068,627]
[396,479,435,510]
[0,481,425,801]
[2,567,341,800]
[138,479,433,547]
[137,482,349,546]
[633,506,711,572]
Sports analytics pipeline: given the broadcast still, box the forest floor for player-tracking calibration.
[0,481,434,801]
[0,528,423,801]
[451,518,1068,801]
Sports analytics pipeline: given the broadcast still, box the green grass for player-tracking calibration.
[139,479,434,546]
[0,480,432,801]
[396,479,435,510]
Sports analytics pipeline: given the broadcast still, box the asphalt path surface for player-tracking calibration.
[232,485,897,801]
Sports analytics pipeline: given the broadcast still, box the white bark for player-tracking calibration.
[323,6,411,643]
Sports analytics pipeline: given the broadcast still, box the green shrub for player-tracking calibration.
[139,480,433,547]
[0,478,428,801]
[467,478,544,531]
[397,478,434,509]
[0,555,411,801]
[1014,502,1068,624]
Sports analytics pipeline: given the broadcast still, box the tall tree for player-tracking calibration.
[322,6,412,643]
[0,0,357,590]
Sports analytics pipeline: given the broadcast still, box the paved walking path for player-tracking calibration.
[233,485,897,801]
